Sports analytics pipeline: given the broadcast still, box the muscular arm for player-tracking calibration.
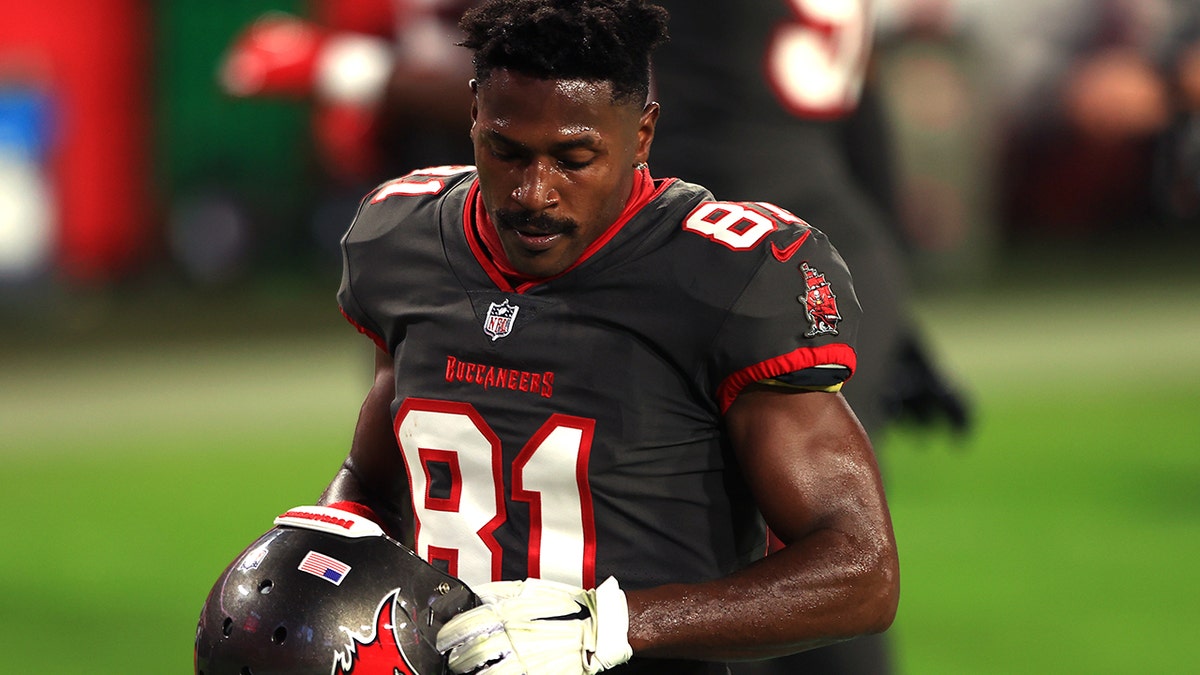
[318,346,414,544]
[625,386,899,661]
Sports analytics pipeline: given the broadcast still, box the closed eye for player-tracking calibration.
[558,158,592,171]
[489,145,523,163]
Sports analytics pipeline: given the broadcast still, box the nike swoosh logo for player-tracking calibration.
[770,230,811,262]
[543,602,592,622]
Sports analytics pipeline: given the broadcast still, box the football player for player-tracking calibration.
[319,1,898,673]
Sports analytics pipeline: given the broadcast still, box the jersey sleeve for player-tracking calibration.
[337,188,390,352]
[337,166,475,353]
[710,222,861,413]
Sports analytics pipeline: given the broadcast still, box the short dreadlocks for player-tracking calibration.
[459,0,670,105]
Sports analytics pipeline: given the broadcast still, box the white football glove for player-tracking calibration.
[436,577,633,675]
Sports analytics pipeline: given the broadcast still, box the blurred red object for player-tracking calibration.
[0,0,150,284]
[219,13,329,99]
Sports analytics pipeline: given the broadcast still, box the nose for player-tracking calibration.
[511,160,559,210]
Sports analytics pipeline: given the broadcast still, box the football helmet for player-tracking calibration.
[194,505,477,675]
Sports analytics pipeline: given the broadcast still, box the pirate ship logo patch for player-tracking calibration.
[483,299,520,341]
[800,262,842,337]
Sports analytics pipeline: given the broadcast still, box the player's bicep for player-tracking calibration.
[352,346,401,463]
[724,384,889,547]
[320,347,413,539]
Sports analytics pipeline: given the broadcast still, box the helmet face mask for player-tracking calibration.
[194,507,477,675]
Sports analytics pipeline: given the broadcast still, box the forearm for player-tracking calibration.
[642,386,901,661]
[319,460,413,544]
[625,526,898,661]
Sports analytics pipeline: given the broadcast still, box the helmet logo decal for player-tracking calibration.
[483,299,519,341]
[800,262,843,337]
[298,550,352,585]
[333,589,420,675]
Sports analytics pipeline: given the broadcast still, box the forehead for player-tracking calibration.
[474,70,635,141]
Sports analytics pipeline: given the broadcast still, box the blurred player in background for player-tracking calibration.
[651,1,969,673]
[902,0,1200,236]
[965,0,1200,235]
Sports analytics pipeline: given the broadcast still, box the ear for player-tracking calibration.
[634,102,660,165]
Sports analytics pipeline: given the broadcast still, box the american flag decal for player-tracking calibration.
[298,550,352,585]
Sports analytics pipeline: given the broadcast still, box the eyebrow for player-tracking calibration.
[481,128,601,154]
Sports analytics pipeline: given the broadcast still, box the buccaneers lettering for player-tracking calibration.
[445,355,555,398]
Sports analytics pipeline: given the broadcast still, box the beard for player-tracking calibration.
[494,209,579,237]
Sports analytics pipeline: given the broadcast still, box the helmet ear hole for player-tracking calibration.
[222,617,234,637]
[272,625,288,644]
[258,579,273,594]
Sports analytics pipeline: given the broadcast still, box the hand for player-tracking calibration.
[883,333,971,435]
[436,577,632,675]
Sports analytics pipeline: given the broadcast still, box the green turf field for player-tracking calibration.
[2,253,1197,673]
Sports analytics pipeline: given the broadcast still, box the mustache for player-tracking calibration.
[494,209,579,236]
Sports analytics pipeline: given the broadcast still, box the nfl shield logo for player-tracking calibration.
[483,299,520,341]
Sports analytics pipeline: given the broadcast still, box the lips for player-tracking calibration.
[512,230,563,251]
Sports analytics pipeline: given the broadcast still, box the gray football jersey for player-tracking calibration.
[338,166,861,597]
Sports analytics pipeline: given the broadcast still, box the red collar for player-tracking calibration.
[468,167,658,287]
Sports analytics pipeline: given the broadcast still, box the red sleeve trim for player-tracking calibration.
[339,305,387,353]
[715,343,857,414]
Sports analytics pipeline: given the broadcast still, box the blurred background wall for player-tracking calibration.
[0,0,152,285]
[0,0,316,295]
[1,0,1197,299]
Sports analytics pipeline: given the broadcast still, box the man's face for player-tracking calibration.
[471,69,657,279]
